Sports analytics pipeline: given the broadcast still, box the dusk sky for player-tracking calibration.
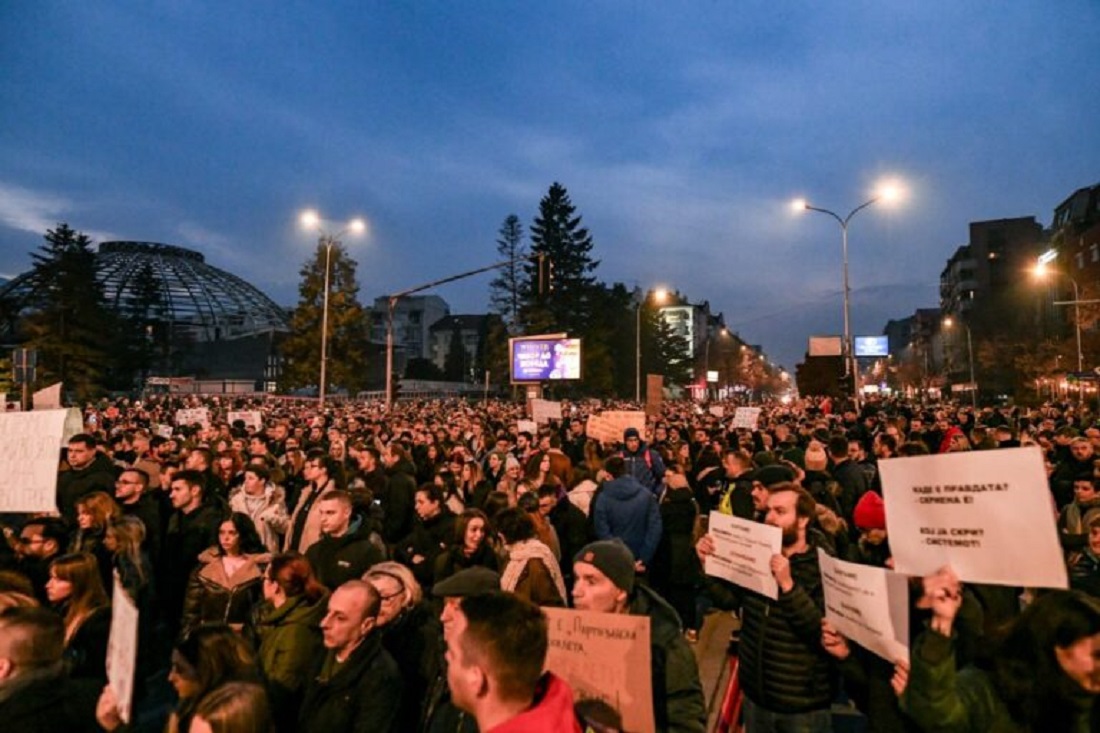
[2,2,1099,373]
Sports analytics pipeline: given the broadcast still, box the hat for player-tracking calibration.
[432,567,501,598]
[747,464,796,487]
[623,427,640,440]
[853,491,887,531]
[574,539,636,593]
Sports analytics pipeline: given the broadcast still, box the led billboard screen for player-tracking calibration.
[854,335,889,357]
[510,337,582,382]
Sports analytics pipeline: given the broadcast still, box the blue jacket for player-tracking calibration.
[622,441,666,494]
[593,475,663,564]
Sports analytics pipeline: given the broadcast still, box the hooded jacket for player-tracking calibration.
[592,475,662,565]
[229,483,289,553]
[627,584,707,733]
[255,590,329,730]
[485,672,583,733]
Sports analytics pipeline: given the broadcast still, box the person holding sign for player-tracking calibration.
[697,483,835,732]
[572,539,707,733]
[901,567,1100,732]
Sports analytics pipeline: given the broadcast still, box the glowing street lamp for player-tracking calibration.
[299,210,367,407]
[942,316,977,409]
[637,287,668,403]
[1032,260,1084,374]
[792,179,904,407]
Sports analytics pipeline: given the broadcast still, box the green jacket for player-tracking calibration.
[628,584,707,733]
[255,592,329,696]
[901,628,1094,733]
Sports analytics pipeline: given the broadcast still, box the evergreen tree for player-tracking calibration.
[640,294,692,388]
[280,240,371,393]
[22,223,115,400]
[111,261,169,388]
[488,214,525,331]
[479,314,510,389]
[444,321,467,381]
[519,182,600,336]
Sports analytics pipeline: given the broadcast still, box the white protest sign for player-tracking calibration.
[155,424,174,439]
[228,410,263,431]
[731,407,761,430]
[818,549,909,663]
[586,410,647,444]
[704,511,782,599]
[175,407,210,428]
[0,409,68,512]
[880,446,1068,588]
[544,607,655,733]
[62,407,85,445]
[708,406,725,418]
[516,419,538,436]
[531,399,563,425]
[33,382,63,410]
[106,575,140,724]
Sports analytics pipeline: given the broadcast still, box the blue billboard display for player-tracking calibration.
[854,335,889,357]
[510,338,582,382]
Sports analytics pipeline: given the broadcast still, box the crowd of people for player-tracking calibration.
[2,393,1100,732]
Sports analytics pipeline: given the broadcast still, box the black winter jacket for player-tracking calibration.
[736,530,835,714]
[299,633,402,733]
[305,519,384,590]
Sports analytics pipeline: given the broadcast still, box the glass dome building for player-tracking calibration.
[1,241,289,342]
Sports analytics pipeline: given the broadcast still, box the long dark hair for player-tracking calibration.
[986,590,1100,729]
[217,513,265,556]
[174,625,259,725]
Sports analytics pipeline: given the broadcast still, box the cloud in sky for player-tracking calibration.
[1,1,1098,371]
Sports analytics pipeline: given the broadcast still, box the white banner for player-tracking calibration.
[175,407,210,428]
[0,409,68,512]
[731,407,761,430]
[708,406,725,418]
[516,419,538,436]
[227,410,263,431]
[106,574,140,724]
[818,550,909,663]
[531,399,563,425]
[880,446,1068,588]
[62,407,85,445]
[155,424,174,439]
[704,511,782,599]
[32,382,62,410]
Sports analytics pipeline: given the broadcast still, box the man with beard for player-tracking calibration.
[697,482,834,733]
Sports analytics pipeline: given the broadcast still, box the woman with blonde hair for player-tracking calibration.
[46,552,110,682]
[364,561,439,732]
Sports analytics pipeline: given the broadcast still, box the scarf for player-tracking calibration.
[501,539,567,603]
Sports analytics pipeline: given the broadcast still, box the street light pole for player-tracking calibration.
[299,211,365,409]
[943,317,976,410]
[1035,262,1086,399]
[635,288,668,404]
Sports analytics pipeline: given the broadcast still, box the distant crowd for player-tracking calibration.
[3,393,1100,732]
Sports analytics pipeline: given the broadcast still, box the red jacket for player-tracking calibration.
[486,673,582,733]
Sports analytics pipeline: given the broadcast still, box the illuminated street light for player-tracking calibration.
[942,316,977,409]
[299,209,367,407]
[792,180,903,408]
[1032,260,1083,374]
[637,287,668,403]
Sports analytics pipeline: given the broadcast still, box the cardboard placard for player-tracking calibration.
[544,607,655,733]
[516,419,538,436]
[586,411,647,445]
[731,407,761,430]
[531,399,563,425]
[0,409,68,512]
[33,382,62,410]
[175,407,210,428]
[880,446,1068,588]
[227,410,263,431]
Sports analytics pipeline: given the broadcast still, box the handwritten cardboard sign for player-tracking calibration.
[819,549,909,663]
[227,410,263,431]
[175,407,210,428]
[730,407,761,430]
[543,607,655,733]
[880,446,1067,588]
[531,399,563,425]
[0,409,68,512]
[586,411,647,445]
[704,511,782,599]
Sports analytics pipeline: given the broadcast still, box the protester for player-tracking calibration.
[446,592,582,732]
[229,464,289,554]
[434,508,500,585]
[190,681,274,733]
[496,508,567,607]
[181,513,267,637]
[305,490,383,589]
[592,455,663,572]
[161,469,224,634]
[253,552,328,731]
[299,580,402,732]
[398,484,457,588]
[46,552,111,683]
[572,539,707,732]
[58,433,118,523]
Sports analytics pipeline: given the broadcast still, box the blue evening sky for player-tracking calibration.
[2,2,1099,373]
